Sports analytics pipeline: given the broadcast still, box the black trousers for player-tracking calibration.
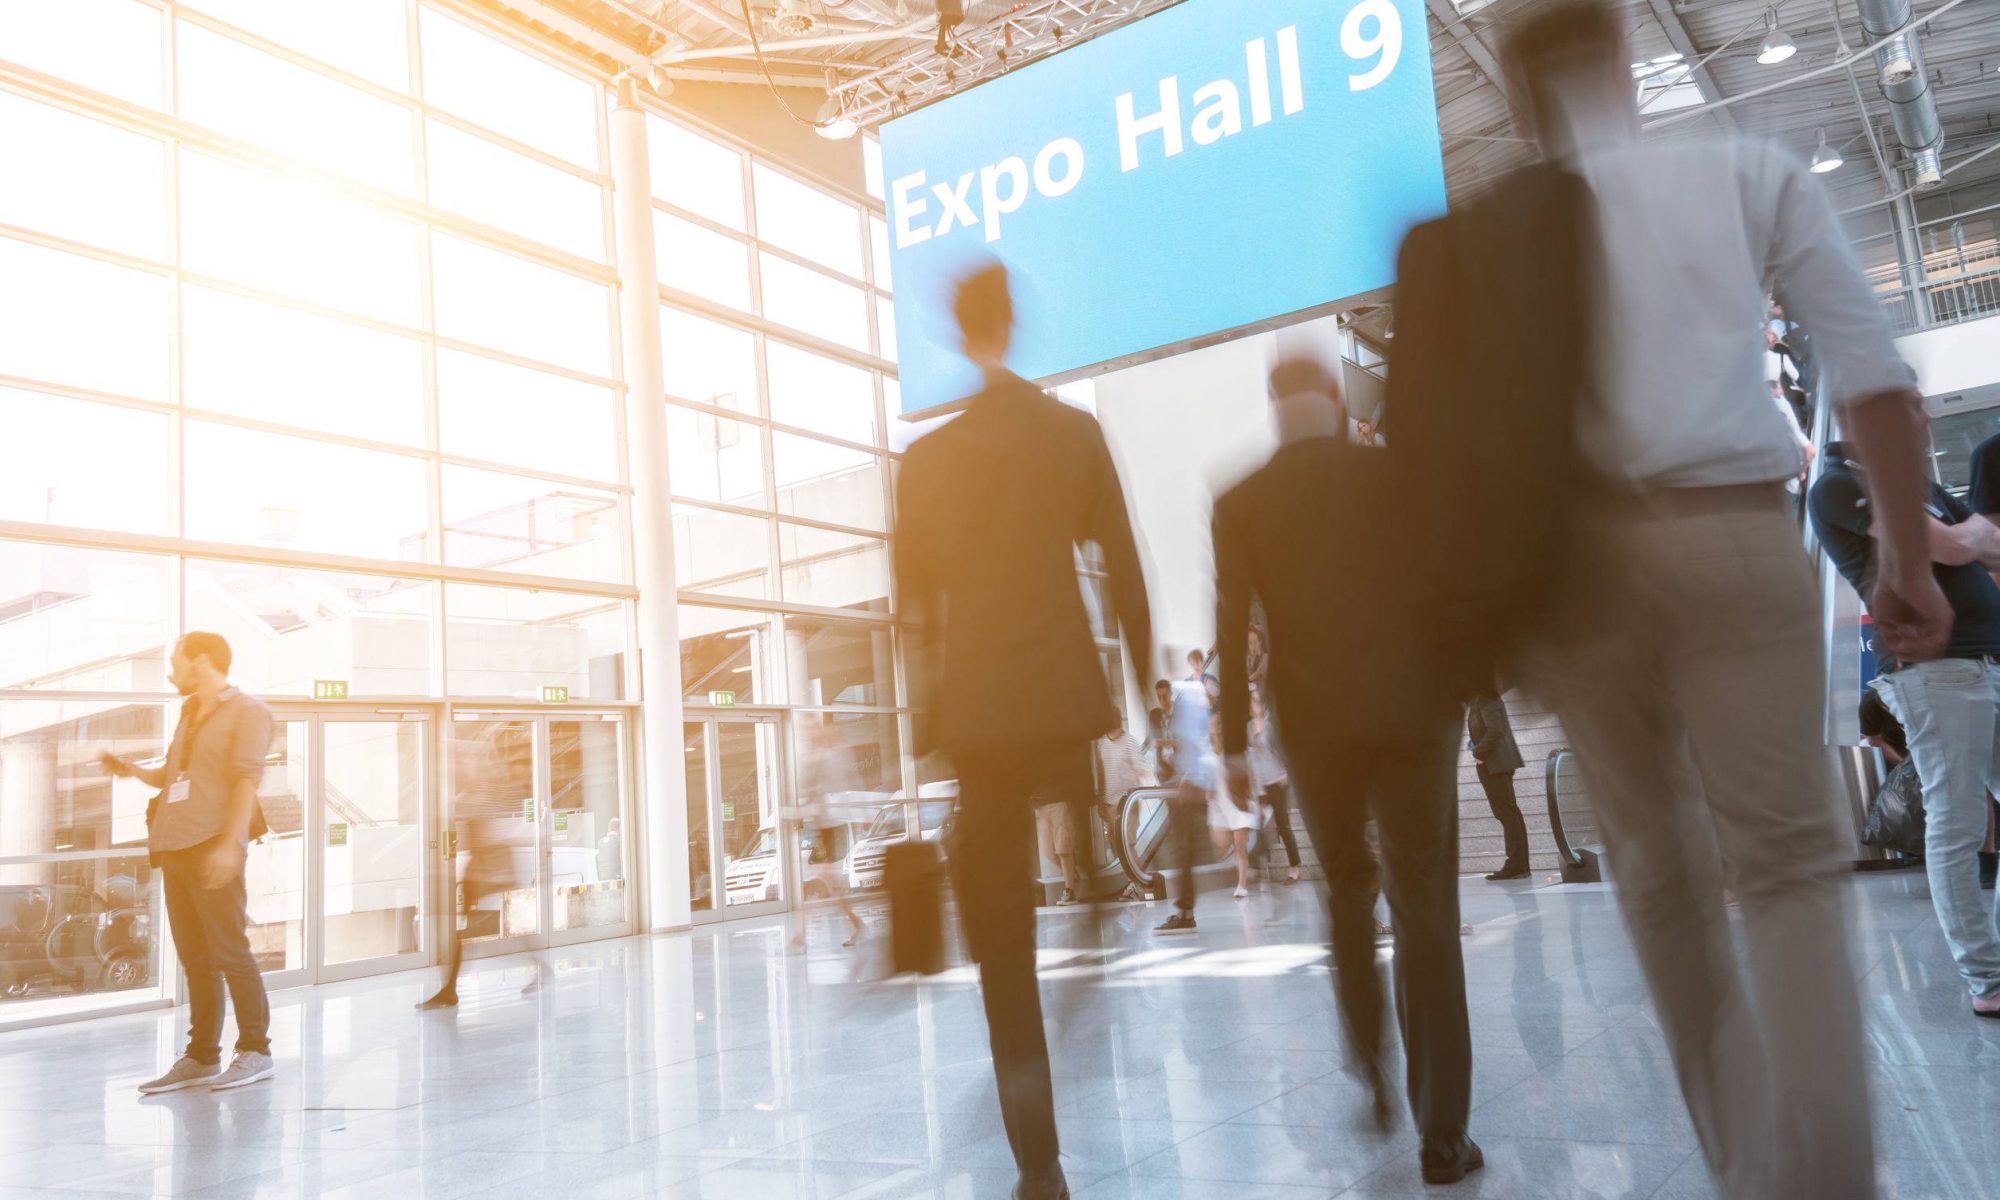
[1167,783,1209,912]
[1261,781,1302,869]
[950,745,1078,1179]
[1477,767,1530,867]
[1285,715,1471,1143]
[160,841,270,1064]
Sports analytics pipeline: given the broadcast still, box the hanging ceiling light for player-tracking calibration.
[1810,128,1844,173]
[1758,9,1797,65]
[815,69,858,140]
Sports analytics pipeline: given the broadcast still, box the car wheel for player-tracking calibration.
[103,953,147,990]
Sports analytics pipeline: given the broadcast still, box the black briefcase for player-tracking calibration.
[885,839,947,975]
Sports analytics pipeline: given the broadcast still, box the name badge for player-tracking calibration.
[166,780,192,805]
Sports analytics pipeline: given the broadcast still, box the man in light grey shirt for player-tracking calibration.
[103,632,276,1094]
[1487,6,1952,1199]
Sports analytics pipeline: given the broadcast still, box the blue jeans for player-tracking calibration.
[1875,658,2000,1001]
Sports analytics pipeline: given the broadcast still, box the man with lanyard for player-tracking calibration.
[1810,442,2000,1020]
[102,632,277,1092]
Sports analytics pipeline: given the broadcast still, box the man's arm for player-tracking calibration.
[203,704,273,888]
[1212,497,1253,776]
[1085,423,1155,703]
[1768,155,1949,659]
[99,753,168,790]
[1844,395,1953,659]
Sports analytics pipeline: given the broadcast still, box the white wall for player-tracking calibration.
[1897,313,2000,397]
[1092,333,1282,677]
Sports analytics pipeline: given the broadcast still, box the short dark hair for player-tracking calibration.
[176,631,234,677]
[953,261,1013,347]
[1500,1,1626,131]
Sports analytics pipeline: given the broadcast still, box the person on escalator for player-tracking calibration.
[1248,688,1300,885]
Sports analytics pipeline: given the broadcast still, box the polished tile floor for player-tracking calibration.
[3,871,1997,1198]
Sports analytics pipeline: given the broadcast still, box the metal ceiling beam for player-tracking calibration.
[488,0,649,67]
[1424,0,1508,96]
[1641,0,1740,130]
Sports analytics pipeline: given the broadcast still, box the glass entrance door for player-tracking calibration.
[683,715,787,923]
[448,711,632,961]
[253,710,431,988]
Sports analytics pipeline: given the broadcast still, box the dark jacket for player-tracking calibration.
[1467,695,1524,775]
[1387,164,1597,696]
[894,371,1152,755]
[1214,437,1450,756]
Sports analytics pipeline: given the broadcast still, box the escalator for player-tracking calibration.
[1097,785,1238,898]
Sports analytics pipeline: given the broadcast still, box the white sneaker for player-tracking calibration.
[209,1051,275,1091]
[1233,887,1249,900]
[138,1055,222,1094]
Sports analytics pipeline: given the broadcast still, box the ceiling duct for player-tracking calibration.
[1857,0,1944,189]
[772,0,820,35]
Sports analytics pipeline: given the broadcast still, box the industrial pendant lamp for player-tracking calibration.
[1758,8,1797,65]
[1810,128,1844,173]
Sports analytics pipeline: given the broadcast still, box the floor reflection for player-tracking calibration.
[0,874,1995,1197]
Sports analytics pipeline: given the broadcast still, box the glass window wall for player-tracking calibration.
[179,0,411,90]
[184,561,436,697]
[417,6,600,170]
[444,584,629,701]
[0,92,167,261]
[0,391,171,536]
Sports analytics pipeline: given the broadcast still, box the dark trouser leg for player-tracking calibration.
[1287,748,1383,1078]
[162,852,225,1065]
[1478,768,1529,867]
[1169,787,1205,912]
[189,850,271,1056]
[1264,782,1302,869]
[1372,720,1473,1143]
[950,756,1059,1178]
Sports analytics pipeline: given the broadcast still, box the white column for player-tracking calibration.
[611,78,693,932]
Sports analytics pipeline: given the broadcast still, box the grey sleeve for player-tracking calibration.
[228,704,275,787]
[1763,147,1917,408]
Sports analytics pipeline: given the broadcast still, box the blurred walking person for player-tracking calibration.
[1467,684,1530,880]
[791,721,866,949]
[421,724,534,1009]
[1248,688,1301,885]
[1389,5,1948,1195]
[893,261,1154,1200]
[1214,358,1478,1183]
[103,633,277,1093]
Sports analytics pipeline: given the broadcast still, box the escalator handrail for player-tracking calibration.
[1544,747,1590,872]
[1110,786,1177,892]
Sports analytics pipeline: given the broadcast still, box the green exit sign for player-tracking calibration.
[313,679,349,701]
[540,685,570,705]
[709,690,737,708]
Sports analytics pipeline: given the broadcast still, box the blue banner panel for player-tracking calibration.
[880,0,1447,416]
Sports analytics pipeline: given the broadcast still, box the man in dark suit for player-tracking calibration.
[1467,685,1530,880]
[893,262,1153,1200]
[1214,357,1479,1185]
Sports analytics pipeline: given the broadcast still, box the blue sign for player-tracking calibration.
[880,0,1446,416]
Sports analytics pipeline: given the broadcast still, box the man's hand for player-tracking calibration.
[98,752,130,778]
[1874,568,1953,663]
[200,838,246,890]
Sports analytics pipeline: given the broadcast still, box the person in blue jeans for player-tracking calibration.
[1810,441,2000,1018]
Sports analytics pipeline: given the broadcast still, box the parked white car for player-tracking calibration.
[845,782,957,893]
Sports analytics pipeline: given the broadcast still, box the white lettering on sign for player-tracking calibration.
[888,5,1402,247]
[1116,76,1183,172]
[891,171,931,247]
[1034,138,1085,197]
[1342,0,1402,92]
[979,156,1030,242]
[1247,37,1272,127]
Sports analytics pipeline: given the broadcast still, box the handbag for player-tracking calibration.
[1861,760,1925,857]
[884,838,947,975]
